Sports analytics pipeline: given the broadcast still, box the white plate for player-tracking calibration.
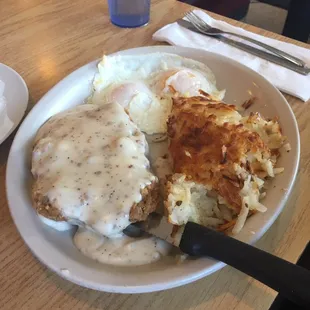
[6,46,300,293]
[0,63,28,144]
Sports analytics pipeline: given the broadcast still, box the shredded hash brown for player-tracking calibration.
[167,96,271,212]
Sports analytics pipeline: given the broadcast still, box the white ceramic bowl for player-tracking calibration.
[6,46,300,293]
[0,63,28,144]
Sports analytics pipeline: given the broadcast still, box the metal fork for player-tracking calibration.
[185,11,307,68]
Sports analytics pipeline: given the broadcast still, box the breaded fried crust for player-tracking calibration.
[33,181,160,223]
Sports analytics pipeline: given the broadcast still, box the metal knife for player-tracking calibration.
[125,214,310,307]
[177,19,310,76]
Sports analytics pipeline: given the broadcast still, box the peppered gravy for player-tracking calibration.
[74,227,170,266]
[32,103,156,238]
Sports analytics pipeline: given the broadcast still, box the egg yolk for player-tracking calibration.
[107,82,152,109]
[155,69,205,97]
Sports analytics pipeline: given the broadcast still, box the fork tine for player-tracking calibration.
[187,11,202,22]
[184,13,198,27]
[185,11,197,20]
[186,11,200,23]
[190,11,211,30]
[185,11,201,26]
[188,20,206,35]
[186,11,208,31]
[185,11,206,33]
[184,11,193,21]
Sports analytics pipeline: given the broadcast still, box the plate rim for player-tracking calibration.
[6,46,300,293]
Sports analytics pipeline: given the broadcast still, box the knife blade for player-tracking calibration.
[125,214,310,307]
[177,19,310,76]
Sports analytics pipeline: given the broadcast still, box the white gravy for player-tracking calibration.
[74,227,170,266]
[32,103,156,237]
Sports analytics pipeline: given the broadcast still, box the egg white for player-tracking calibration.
[91,53,225,134]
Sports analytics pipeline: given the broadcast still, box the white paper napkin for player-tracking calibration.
[153,10,310,102]
[0,80,14,141]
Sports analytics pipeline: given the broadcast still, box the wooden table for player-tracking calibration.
[0,0,309,309]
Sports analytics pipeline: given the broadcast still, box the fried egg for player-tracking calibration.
[153,68,218,97]
[91,53,225,134]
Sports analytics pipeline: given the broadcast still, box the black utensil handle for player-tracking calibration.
[269,241,310,310]
[179,222,310,307]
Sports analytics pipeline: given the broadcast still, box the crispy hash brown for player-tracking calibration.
[165,96,286,234]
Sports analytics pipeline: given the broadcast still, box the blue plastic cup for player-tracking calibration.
[108,0,150,28]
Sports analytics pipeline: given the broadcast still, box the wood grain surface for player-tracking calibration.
[0,0,309,309]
